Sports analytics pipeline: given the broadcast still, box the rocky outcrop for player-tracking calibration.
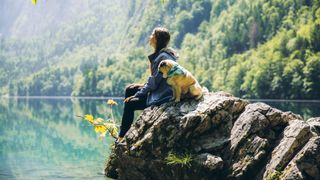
[105,92,320,179]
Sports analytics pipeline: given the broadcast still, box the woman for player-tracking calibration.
[117,27,178,142]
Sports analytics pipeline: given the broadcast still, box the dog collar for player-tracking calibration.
[167,64,187,77]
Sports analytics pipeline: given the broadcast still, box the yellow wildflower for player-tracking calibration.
[107,99,118,106]
[82,112,118,139]
[84,114,94,124]
[94,125,107,133]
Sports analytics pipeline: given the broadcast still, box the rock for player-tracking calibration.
[281,137,320,179]
[307,117,320,136]
[105,92,320,179]
[278,118,320,179]
[262,120,312,179]
[194,153,223,171]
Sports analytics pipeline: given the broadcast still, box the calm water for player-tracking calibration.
[0,97,124,180]
[0,97,319,179]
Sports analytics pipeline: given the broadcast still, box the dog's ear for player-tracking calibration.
[160,61,167,67]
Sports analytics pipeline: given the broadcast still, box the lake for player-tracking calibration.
[0,97,319,179]
[0,97,124,180]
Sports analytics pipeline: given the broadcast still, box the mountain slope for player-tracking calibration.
[0,0,319,99]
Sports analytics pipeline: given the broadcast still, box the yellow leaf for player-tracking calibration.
[84,114,94,123]
[107,99,118,106]
[94,125,107,133]
[32,0,37,5]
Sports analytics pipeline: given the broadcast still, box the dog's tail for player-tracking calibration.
[194,85,209,100]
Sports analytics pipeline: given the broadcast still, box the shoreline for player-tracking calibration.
[1,96,319,102]
[0,96,124,100]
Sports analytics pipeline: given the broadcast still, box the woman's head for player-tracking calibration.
[149,27,170,53]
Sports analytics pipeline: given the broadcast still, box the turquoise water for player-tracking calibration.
[0,97,124,180]
[0,97,319,179]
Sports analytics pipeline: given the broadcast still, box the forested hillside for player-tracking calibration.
[1,0,319,99]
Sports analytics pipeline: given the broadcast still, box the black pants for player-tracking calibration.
[119,86,147,137]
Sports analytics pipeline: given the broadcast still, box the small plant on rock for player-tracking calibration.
[165,151,192,167]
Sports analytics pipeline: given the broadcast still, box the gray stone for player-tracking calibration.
[194,153,224,171]
[307,117,320,135]
[231,136,269,178]
[105,92,319,180]
[281,136,320,179]
[263,120,312,179]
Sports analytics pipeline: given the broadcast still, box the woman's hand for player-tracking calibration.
[124,96,135,103]
[126,84,144,89]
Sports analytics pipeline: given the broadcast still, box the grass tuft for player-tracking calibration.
[165,151,192,167]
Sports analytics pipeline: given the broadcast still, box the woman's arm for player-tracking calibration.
[134,72,163,97]
[134,53,173,97]
[126,84,145,88]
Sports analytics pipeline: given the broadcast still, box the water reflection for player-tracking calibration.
[0,97,124,179]
[0,97,319,179]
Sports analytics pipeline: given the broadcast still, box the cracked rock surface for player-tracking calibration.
[105,92,320,180]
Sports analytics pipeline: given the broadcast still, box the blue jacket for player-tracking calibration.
[134,49,178,106]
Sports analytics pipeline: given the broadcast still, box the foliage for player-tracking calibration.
[82,99,119,139]
[1,0,320,99]
[177,0,320,99]
[266,170,282,180]
[165,151,192,167]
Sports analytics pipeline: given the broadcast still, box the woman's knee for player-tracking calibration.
[125,87,131,98]
[125,86,138,97]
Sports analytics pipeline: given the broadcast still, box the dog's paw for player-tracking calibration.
[174,99,181,103]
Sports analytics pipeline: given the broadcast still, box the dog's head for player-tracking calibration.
[158,60,176,78]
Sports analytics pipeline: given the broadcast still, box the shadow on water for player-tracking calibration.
[0,97,124,179]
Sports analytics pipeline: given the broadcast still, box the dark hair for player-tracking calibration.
[153,27,170,53]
